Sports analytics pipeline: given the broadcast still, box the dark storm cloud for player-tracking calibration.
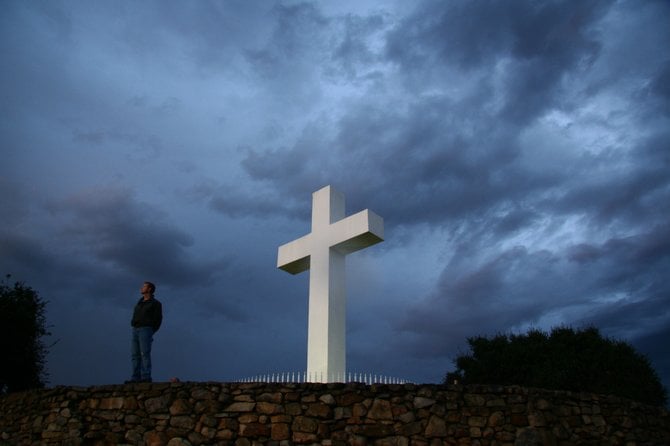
[330,13,388,81]
[548,132,670,227]
[329,100,539,224]
[239,0,670,249]
[73,130,164,161]
[398,221,670,359]
[385,0,609,121]
[399,247,568,343]
[2,0,669,389]
[245,2,329,78]
[0,233,53,276]
[209,184,307,221]
[48,188,222,288]
[240,95,546,235]
[242,2,335,113]
[2,184,241,318]
[649,62,670,114]
[154,0,269,72]
[571,225,670,297]
[234,1,621,228]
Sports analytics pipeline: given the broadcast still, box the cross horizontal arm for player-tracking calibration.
[277,209,384,275]
[330,210,384,254]
[277,234,312,275]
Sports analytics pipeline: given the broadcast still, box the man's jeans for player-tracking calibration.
[131,327,154,381]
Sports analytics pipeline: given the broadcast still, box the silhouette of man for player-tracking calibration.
[127,281,162,383]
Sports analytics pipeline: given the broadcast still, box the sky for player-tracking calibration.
[1,0,669,391]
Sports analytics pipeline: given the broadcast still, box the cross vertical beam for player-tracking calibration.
[277,185,384,382]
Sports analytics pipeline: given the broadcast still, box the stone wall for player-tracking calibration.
[1,382,668,445]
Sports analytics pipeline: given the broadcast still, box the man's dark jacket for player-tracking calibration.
[131,297,162,332]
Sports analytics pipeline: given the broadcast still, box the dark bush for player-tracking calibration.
[0,276,51,393]
[446,326,667,406]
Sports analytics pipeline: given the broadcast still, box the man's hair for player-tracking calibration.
[145,281,156,294]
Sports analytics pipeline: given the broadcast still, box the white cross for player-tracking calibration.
[277,185,384,382]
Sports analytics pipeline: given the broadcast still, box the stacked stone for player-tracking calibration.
[1,382,668,445]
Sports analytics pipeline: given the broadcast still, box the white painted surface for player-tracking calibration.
[277,186,384,382]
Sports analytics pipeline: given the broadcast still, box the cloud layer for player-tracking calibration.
[1,0,669,389]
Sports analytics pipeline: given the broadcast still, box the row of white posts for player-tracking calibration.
[237,372,411,385]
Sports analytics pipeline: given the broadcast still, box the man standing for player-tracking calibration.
[127,281,162,383]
